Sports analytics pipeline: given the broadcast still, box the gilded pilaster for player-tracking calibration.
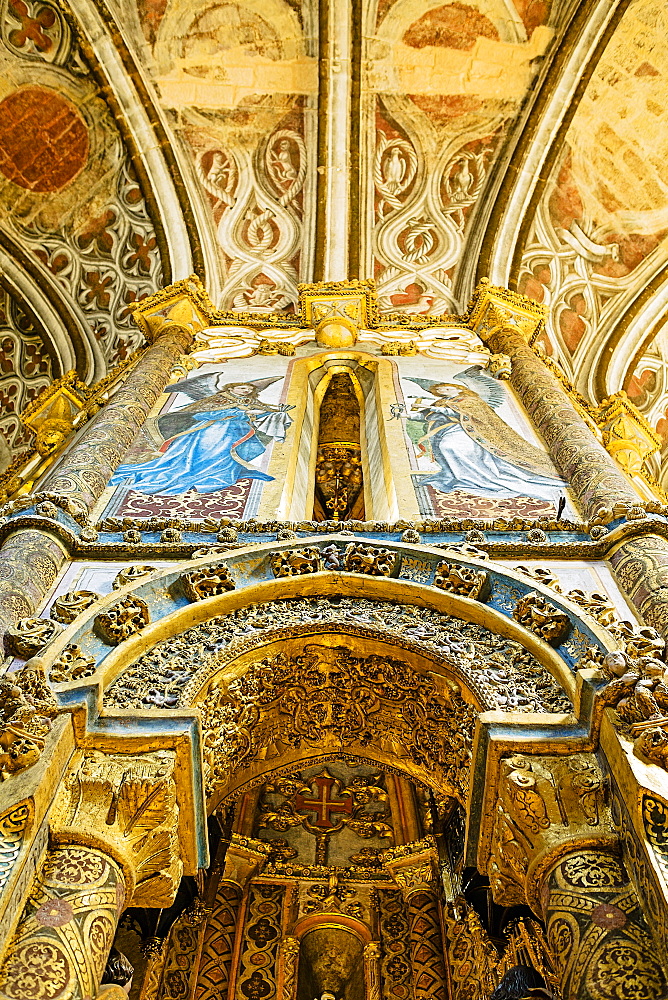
[470,283,641,523]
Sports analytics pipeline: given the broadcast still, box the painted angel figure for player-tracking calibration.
[405,367,567,505]
[110,374,293,496]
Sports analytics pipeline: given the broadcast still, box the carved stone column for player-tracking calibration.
[487,753,667,999]
[41,322,193,519]
[470,285,640,523]
[609,534,668,639]
[195,835,269,1000]
[0,843,125,1000]
[544,849,666,999]
[0,529,66,648]
[383,838,448,1000]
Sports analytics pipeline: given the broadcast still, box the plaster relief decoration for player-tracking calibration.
[105,358,293,520]
[0,5,163,364]
[146,0,317,308]
[394,356,570,518]
[104,596,572,717]
[368,1,556,313]
[518,0,668,386]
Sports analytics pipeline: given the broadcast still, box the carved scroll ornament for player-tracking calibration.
[180,564,236,601]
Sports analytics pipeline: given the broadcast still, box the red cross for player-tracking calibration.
[294,774,353,830]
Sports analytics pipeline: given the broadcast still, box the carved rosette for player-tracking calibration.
[180,564,236,601]
[50,590,100,624]
[343,543,397,576]
[94,595,150,644]
[270,547,324,577]
[4,617,62,658]
[512,592,570,645]
[433,560,490,600]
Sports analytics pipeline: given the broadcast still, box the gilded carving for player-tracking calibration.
[50,590,100,624]
[4,617,62,658]
[343,543,397,576]
[104,597,570,716]
[433,560,490,600]
[512,592,570,645]
[198,644,476,800]
[54,750,182,907]
[270,547,324,577]
[488,754,608,908]
[94,595,150,644]
[180,563,236,601]
[49,645,97,684]
[0,663,59,777]
[112,566,156,589]
[382,837,438,897]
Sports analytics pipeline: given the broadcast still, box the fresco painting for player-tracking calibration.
[107,358,292,520]
[396,358,568,518]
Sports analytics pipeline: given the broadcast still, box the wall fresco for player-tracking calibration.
[105,357,293,520]
[394,357,570,518]
[518,0,668,378]
[369,0,556,313]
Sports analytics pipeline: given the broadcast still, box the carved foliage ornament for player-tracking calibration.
[270,547,324,577]
[57,750,181,907]
[198,644,475,801]
[49,645,96,684]
[4,617,62,659]
[0,663,59,778]
[513,592,570,645]
[105,597,571,716]
[433,560,490,601]
[50,590,100,624]
[94,594,150,645]
[180,564,236,601]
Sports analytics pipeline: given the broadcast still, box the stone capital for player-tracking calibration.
[382,836,440,899]
[467,280,545,345]
[485,753,614,912]
[220,833,271,890]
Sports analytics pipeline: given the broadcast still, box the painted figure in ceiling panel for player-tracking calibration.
[366,0,556,315]
[143,0,318,311]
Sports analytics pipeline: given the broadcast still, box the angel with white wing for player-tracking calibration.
[405,367,567,505]
[110,372,293,496]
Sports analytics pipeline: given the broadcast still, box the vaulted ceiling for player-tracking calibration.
[1,0,667,481]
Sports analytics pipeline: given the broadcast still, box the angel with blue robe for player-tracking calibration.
[406,367,567,505]
[110,373,293,496]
